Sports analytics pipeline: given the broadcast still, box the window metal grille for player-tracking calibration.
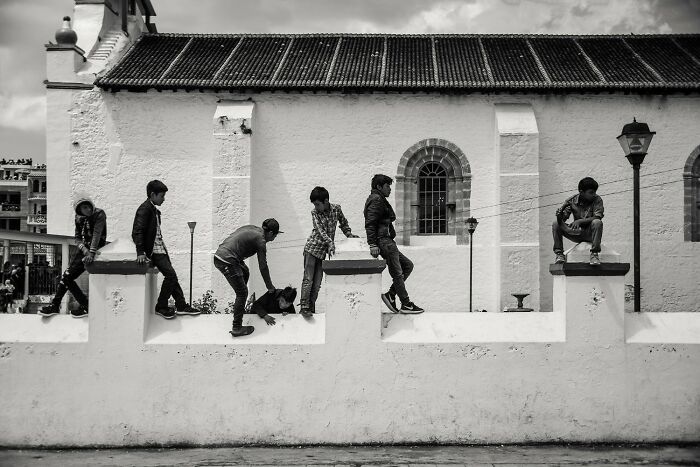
[418,162,448,234]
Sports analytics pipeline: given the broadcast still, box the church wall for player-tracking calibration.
[63,90,700,313]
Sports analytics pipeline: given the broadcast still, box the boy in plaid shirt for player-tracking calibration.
[300,186,359,317]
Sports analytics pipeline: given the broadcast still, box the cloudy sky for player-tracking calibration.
[1,0,699,162]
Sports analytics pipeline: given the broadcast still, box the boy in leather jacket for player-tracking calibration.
[364,174,424,314]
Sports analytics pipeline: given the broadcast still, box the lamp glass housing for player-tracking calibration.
[187,221,197,233]
[466,217,478,234]
[617,118,655,157]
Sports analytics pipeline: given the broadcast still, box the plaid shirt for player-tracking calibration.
[152,202,167,255]
[304,203,353,260]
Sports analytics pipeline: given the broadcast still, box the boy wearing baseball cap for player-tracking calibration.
[214,218,282,337]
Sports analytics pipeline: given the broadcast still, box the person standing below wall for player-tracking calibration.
[39,197,106,318]
[552,177,605,266]
[132,180,201,319]
[364,174,424,314]
[214,219,281,337]
[300,186,359,318]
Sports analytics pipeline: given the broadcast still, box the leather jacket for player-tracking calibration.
[364,189,397,247]
[132,200,163,257]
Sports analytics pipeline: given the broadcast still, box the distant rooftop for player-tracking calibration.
[95,33,700,93]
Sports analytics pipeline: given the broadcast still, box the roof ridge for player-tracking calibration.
[144,32,700,39]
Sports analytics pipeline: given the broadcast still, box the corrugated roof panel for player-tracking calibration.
[482,37,545,84]
[217,36,290,85]
[275,36,339,85]
[627,37,700,83]
[328,36,383,86]
[578,38,660,83]
[105,35,189,83]
[385,37,434,86]
[434,37,490,85]
[161,36,241,82]
[530,37,600,83]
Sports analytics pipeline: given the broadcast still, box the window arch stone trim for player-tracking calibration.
[683,145,700,242]
[396,138,472,245]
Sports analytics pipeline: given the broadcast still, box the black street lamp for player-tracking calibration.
[617,118,655,313]
[466,217,479,312]
[187,221,197,305]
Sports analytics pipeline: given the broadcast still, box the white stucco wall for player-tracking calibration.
[1,256,699,446]
[55,90,700,314]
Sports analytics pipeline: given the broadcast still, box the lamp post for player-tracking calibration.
[187,221,196,306]
[466,217,478,312]
[617,118,655,313]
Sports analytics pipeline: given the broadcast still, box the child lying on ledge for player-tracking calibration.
[244,286,297,326]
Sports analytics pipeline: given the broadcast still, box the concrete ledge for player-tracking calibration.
[381,311,565,343]
[145,313,325,345]
[626,312,700,344]
[86,261,155,275]
[322,259,386,275]
[549,263,630,276]
[0,314,88,343]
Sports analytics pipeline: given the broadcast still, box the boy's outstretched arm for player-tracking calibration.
[337,206,359,238]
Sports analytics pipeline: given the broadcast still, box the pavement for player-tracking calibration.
[0,444,699,466]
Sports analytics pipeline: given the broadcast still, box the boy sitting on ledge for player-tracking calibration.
[552,177,604,266]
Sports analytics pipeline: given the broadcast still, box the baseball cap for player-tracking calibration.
[263,218,284,234]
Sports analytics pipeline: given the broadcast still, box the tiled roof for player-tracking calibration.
[96,33,700,93]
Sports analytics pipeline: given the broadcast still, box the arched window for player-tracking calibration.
[395,138,471,245]
[418,162,448,234]
[684,146,700,242]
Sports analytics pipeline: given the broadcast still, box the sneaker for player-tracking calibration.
[155,307,176,319]
[176,305,201,316]
[381,292,399,313]
[554,253,566,264]
[400,301,425,314]
[70,306,88,319]
[230,325,255,337]
[39,303,60,317]
[589,252,601,266]
[300,307,314,319]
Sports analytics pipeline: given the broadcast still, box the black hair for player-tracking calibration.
[578,177,599,192]
[309,186,330,203]
[147,180,168,197]
[280,286,297,303]
[371,174,393,190]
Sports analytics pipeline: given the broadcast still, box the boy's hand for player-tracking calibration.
[82,252,95,265]
[329,242,336,257]
[137,254,148,264]
[263,314,276,326]
[370,246,380,258]
[267,286,276,294]
[570,219,584,229]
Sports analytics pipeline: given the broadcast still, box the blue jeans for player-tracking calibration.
[214,257,249,327]
[150,253,187,311]
[378,237,414,305]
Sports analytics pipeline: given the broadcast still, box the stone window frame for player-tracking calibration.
[395,138,472,245]
[683,145,700,242]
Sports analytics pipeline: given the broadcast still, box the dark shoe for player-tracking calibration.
[554,253,566,264]
[176,305,201,316]
[400,301,424,314]
[589,252,601,266]
[300,306,313,318]
[381,292,399,313]
[70,306,88,318]
[155,307,176,319]
[230,325,255,337]
[39,303,60,317]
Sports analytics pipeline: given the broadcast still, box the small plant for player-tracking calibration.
[193,290,218,314]
[222,300,236,314]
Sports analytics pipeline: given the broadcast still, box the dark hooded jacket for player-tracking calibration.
[74,197,107,254]
[132,200,163,257]
[363,188,397,247]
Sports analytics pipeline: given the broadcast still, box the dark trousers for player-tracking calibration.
[214,257,249,327]
[52,250,88,307]
[300,252,324,311]
[378,237,414,304]
[552,219,603,254]
[150,253,187,310]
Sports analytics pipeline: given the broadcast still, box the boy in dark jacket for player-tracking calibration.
[301,186,359,317]
[552,177,604,266]
[132,180,201,319]
[246,286,298,326]
[364,174,424,314]
[39,197,106,318]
